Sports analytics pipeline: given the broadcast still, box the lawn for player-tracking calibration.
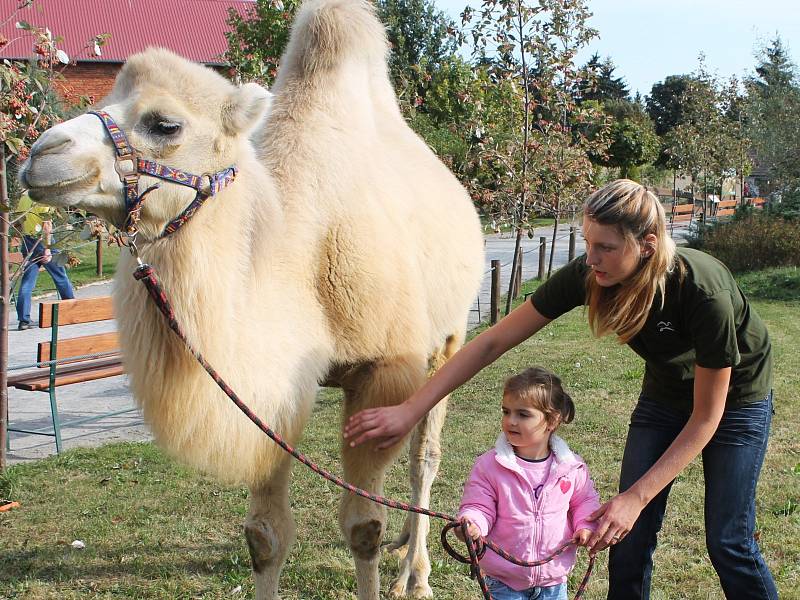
[1,272,798,599]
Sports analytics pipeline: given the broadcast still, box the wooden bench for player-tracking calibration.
[6,296,130,453]
[669,202,696,228]
[715,199,738,218]
[750,196,767,209]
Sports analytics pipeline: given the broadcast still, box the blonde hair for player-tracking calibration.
[504,367,575,429]
[584,179,680,343]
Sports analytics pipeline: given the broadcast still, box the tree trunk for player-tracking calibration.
[504,225,524,316]
[1,147,10,470]
[547,213,560,278]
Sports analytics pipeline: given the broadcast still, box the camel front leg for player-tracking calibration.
[340,356,427,600]
[245,455,295,600]
[339,446,397,600]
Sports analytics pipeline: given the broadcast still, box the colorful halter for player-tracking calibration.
[89,110,237,240]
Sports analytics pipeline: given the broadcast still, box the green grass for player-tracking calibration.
[1,277,798,599]
[736,266,800,303]
[479,215,557,233]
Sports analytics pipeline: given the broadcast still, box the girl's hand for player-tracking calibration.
[343,403,418,449]
[455,520,482,542]
[585,491,644,554]
[571,528,592,547]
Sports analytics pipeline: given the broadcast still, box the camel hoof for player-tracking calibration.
[383,531,410,556]
[389,577,433,599]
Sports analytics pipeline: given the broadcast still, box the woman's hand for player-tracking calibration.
[585,491,645,554]
[343,403,419,449]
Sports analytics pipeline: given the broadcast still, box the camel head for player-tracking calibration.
[20,48,271,239]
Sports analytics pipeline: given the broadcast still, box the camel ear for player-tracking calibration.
[222,82,272,136]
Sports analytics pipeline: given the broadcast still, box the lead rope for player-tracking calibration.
[132,262,595,599]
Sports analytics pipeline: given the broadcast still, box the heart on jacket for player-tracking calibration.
[559,480,571,494]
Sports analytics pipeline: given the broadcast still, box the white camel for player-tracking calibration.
[20,0,483,597]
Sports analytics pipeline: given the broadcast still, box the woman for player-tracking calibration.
[344,180,777,600]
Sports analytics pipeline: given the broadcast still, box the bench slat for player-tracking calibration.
[39,296,115,328]
[38,331,120,364]
[9,361,125,391]
[8,356,122,385]
[9,356,123,385]
[671,204,695,215]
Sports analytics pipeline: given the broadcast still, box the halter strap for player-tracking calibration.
[88,110,237,239]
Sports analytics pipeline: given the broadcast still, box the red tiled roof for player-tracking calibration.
[0,0,254,65]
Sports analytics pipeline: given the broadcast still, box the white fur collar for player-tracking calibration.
[494,432,577,465]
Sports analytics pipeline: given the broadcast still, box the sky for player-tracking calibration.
[433,0,800,97]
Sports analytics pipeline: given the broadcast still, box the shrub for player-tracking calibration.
[691,215,800,272]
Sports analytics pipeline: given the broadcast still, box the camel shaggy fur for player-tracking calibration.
[20,0,483,597]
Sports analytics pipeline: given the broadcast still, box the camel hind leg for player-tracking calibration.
[339,355,427,600]
[388,333,462,599]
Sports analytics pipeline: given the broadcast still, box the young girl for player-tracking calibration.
[345,179,778,599]
[457,367,600,600]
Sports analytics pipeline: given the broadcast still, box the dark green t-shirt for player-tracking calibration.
[531,248,772,412]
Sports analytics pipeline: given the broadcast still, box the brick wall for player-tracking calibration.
[55,63,121,105]
[54,62,231,106]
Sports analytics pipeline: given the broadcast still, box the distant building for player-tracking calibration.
[0,0,253,103]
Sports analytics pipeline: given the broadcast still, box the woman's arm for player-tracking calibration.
[586,365,730,552]
[343,299,552,448]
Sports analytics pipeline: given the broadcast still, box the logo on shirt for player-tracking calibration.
[657,321,676,333]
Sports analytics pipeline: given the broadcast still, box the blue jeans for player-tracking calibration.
[484,577,566,600]
[608,394,778,600]
[16,235,75,324]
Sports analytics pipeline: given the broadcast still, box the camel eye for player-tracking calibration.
[156,121,181,135]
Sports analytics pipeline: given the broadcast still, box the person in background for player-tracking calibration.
[15,192,75,330]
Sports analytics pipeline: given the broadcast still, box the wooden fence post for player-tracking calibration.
[568,226,576,262]
[537,237,546,280]
[490,259,500,325]
[96,236,103,276]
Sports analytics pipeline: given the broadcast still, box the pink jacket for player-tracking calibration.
[458,433,600,591]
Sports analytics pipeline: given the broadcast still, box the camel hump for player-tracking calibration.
[281,0,389,77]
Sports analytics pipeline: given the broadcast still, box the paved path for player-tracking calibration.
[469,223,580,328]
[5,224,584,464]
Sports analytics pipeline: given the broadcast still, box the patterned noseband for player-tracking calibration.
[89,110,237,240]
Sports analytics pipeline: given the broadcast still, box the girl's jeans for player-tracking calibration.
[608,393,778,600]
[483,577,566,600]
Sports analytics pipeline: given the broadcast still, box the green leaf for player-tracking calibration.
[4,137,23,155]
